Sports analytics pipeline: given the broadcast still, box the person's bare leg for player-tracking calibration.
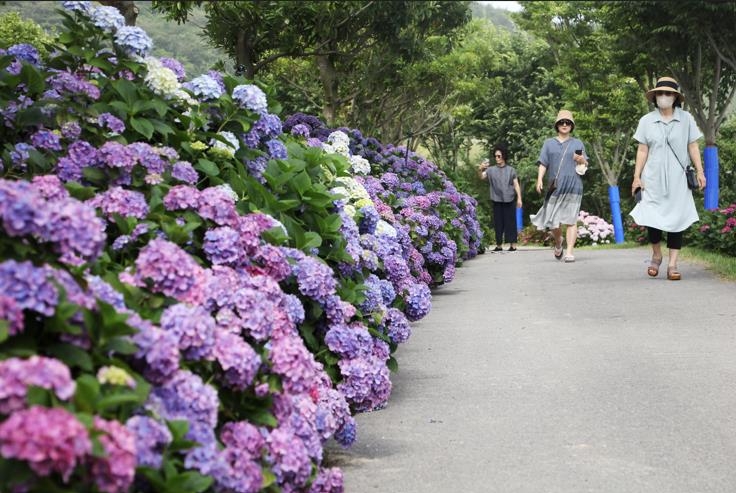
[667,248,681,280]
[565,224,577,257]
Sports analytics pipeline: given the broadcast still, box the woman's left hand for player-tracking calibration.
[573,154,586,164]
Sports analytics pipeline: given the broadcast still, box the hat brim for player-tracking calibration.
[645,87,684,103]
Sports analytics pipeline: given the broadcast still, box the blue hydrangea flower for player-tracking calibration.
[114,26,153,57]
[232,84,267,113]
[184,74,223,101]
[90,5,125,33]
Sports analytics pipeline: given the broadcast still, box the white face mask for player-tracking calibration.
[656,94,675,108]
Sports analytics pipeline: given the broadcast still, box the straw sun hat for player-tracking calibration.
[645,76,684,104]
[554,109,575,130]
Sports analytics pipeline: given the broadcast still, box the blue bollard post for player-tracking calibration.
[516,206,523,232]
[704,146,719,210]
[608,185,624,244]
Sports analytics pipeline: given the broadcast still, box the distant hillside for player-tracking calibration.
[470,1,517,31]
[0,0,229,77]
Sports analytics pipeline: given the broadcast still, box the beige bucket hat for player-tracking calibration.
[554,109,575,130]
[645,76,684,104]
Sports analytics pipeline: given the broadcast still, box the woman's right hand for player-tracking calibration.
[631,177,642,196]
[535,179,543,194]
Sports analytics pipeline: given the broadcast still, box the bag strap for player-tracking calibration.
[666,138,689,172]
[552,141,570,181]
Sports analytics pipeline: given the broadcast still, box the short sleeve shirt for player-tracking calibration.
[486,165,518,202]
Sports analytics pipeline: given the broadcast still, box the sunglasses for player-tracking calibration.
[494,154,503,158]
[558,120,573,127]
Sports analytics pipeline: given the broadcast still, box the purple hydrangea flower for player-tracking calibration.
[163,185,201,211]
[294,257,337,303]
[0,260,59,317]
[290,123,310,138]
[0,295,24,336]
[60,121,82,140]
[89,417,136,493]
[159,57,186,81]
[171,161,199,184]
[87,187,149,220]
[0,406,91,482]
[125,415,172,469]
[30,129,62,151]
[8,43,41,66]
[266,427,312,488]
[214,421,264,493]
[126,238,206,304]
[266,139,287,159]
[309,467,344,493]
[160,303,216,360]
[129,315,181,385]
[98,112,125,134]
[9,142,33,169]
[269,335,318,395]
[213,331,261,390]
[0,356,76,414]
[203,226,243,266]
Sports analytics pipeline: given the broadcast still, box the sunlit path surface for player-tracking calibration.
[326,246,736,493]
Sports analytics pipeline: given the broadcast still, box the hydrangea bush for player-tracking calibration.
[282,115,483,286]
[0,2,480,492]
[575,211,614,246]
[686,203,736,255]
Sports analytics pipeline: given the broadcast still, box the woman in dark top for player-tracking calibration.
[478,144,523,252]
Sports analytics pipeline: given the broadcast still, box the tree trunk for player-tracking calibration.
[99,0,139,26]
[235,29,256,79]
[316,54,338,126]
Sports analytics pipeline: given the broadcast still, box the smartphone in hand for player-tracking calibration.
[634,187,642,203]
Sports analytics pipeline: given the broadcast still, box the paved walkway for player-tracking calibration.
[326,246,736,493]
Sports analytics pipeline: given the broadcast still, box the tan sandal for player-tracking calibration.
[554,243,563,260]
[667,266,681,281]
[647,256,662,277]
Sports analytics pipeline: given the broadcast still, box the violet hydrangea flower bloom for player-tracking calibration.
[0,356,76,414]
[214,421,264,493]
[160,303,216,360]
[160,57,186,81]
[98,112,125,134]
[126,238,206,304]
[125,415,172,469]
[87,186,149,220]
[171,160,199,184]
[0,406,91,482]
[89,417,136,493]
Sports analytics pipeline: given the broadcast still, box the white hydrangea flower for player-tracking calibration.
[335,177,371,201]
[349,154,371,175]
[331,186,349,200]
[327,130,350,147]
[144,57,181,98]
[343,204,357,218]
[209,131,239,158]
[375,219,397,238]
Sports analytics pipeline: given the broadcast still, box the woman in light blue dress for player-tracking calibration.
[530,109,589,262]
[630,76,706,281]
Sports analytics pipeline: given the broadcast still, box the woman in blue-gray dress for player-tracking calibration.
[630,76,705,281]
[530,109,589,262]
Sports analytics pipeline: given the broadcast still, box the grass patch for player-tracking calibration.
[679,247,736,281]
